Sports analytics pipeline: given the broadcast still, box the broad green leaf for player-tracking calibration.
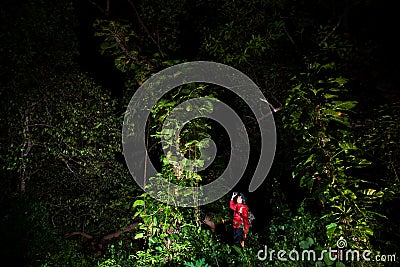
[299,237,314,249]
[342,189,357,199]
[300,175,314,191]
[328,77,348,86]
[134,233,144,239]
[133,199,144,208]
[326,223,337,239]
[332,101,357,110]
[324,93,338,99]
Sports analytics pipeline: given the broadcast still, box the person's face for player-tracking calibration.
[237,195,242,203]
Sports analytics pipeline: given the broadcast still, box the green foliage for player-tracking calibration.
[358,103,400,252]
[282,61,391,258]
[265,178,324,266]
[1,0,399,266]
[1,67,136,230]
[0,0,138,265]
[184,258,211,267]
[121,89,220,265]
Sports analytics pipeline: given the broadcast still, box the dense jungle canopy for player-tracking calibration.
[0,0,399,266]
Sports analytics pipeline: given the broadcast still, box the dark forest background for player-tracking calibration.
[0,0,399,266]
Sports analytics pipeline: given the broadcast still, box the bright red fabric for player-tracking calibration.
[230,199,250,236]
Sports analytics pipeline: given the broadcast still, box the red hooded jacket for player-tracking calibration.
[230,199,251,236]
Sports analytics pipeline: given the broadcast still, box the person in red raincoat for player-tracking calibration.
[230,192,250,248]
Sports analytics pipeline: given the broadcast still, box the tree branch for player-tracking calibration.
[203,215,215,232]
[126,0,164,57]
[64,222,139,242]
[260,98,283,112]
[105,0,110,17]
[284,24,295,46]
[20,113,32,192]
[319,16,343,47]
[87,0,107,16]
[64,231,93,239]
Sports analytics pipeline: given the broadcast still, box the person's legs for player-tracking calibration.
[233,228,243,247]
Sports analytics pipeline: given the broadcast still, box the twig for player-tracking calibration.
[105,0,110,17]
[259,98,283,112]
[63,159,76,175]
[87,0,106,16]
[319,16,343,47]
[284,24,295,46]
[126,0,164,57]
[112,33,136,62]
[20,113,32,192]
[391,161,399,182]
